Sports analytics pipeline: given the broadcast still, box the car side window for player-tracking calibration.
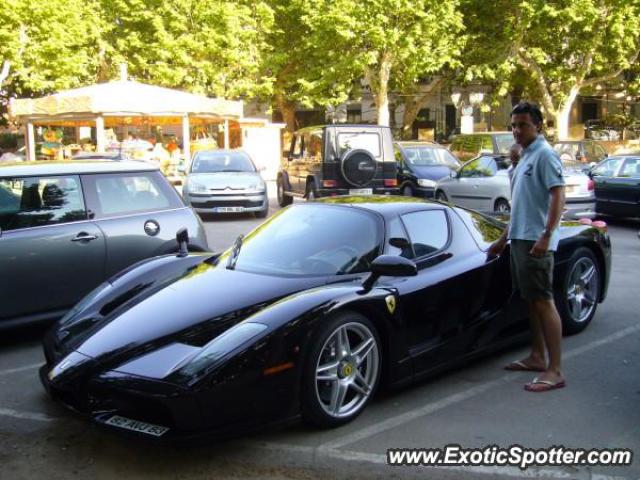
[84,171,180,218]
[387,216,413,259]
[291,134,303,159]
[400,210,449,258]
[592,158,623,177]
[480,136,493,153]
[0,175,86,231]
[307,131,323,163]
[459,157,497,178]
[619,158,640,178]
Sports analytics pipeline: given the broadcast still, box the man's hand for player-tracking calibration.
[488,237,508,258]
[529,236,550,257]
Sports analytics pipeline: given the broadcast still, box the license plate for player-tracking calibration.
[105,415,169,437]
[565,185,576,194]
[215,206,244,213]
[348,188,373,195]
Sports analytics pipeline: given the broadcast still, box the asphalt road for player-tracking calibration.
[1,188,639,480]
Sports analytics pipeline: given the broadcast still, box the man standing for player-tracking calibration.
[489,102,566,392]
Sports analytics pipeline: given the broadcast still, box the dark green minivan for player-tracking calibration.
[0,160,208,330]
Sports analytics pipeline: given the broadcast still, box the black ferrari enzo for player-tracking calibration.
[40,196,611,440]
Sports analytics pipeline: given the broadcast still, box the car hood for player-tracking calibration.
[57,263,328,367]
[188,172,262,190]
[409,164,457,181]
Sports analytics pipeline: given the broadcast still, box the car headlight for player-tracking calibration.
[248,180,266,192]
[179,322,268,376]
[188,181,207,193]
[417,179,437,188]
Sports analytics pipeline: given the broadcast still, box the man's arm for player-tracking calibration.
[529,185,565,256]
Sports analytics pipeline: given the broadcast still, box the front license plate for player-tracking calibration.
[349,188,373,195]
[215,206,244,213]
[105,415,169,437]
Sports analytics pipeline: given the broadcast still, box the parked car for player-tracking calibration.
[449,132,515,163]
[0,160,208,330]
[277,125,399,206]
[435,154,596,218]
[182,150,268,218]
[394,141,461,198]
[584,119,620,141]
[590,155,640,218]
[40,196,610,439]
[72,152,133,161]
[552,140,608,167]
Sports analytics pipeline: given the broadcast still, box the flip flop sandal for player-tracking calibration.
[524,377,566,392]
[504,360,545,372]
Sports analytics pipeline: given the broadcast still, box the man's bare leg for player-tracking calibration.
[529,298,564,384]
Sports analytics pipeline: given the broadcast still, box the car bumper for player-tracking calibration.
[185,192,268,214]
[414,186,435,198]
[317,187,400,197]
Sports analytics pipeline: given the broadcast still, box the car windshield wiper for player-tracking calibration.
[226,234,244,270]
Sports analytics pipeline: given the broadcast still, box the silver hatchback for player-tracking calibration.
[0,160,208,330]
[182,150,268,218]
[435,154,595,218]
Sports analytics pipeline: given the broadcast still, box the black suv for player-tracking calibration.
[276,125,399,206]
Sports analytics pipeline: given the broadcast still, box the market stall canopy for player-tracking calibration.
[9,79,243,123]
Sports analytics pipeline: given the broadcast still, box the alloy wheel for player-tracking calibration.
[565,257,598,324]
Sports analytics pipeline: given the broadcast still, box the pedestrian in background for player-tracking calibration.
[489,102,566,393]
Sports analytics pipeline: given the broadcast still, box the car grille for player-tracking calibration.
[193,200,263,208]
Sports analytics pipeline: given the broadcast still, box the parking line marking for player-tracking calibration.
[0,363,42,377]
[253,442,630,480]
[320,323,640,450]
[0,408,55,423]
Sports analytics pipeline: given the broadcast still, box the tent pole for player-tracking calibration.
[26,122,35,161]
[95,116,105,153]
[182,115,191,166]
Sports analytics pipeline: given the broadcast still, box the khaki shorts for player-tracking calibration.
[510,239,554,301]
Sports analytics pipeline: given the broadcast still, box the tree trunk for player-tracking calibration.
[0,61,10,86]
[366,53,393,127]
[401,78,442,140]
[274,94,297,132]
[554,87,579,140]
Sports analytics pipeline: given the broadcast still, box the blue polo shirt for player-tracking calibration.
[508,135,565,251]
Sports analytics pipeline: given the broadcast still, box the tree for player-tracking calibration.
[461,0,640,140]
[99,0,274,99]
[305,0,463,127]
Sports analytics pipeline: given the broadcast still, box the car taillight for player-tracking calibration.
[592,220,607,232]
[587,179,594,191]
[384,179,398,187]
[323,180,337,187]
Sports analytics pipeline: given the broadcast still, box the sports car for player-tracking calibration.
[40,196,611,441]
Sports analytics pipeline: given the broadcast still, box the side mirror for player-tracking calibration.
[450,170,457,178]
[362,255,417,291]
[176,228,189,257]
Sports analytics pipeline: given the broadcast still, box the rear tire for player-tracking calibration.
[302,311,381,428]
[555,247,600,335]
[494,198,511,213]
[306,182,318,201]
[277,177,293,207]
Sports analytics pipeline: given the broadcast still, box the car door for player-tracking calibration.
[387,209,493,374]
[0,174,105,323]
[611,157,640,217]
[447,157,493,210]
[591,157,625,215]
[298,130,323,194]
[81,170,187,278]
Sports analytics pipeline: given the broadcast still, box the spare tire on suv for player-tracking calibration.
[340,149,377,187]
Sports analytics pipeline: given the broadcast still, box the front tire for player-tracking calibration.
[555,247,600,335]
[402,185,414,197]
[435,190,448,202]
[305,182,318,202]
[302,312,381,428]
[277,177,292,207]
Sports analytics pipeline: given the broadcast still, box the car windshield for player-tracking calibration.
[403,147,460,167]
[218,204,383,276]
[553,143,580,159]
[191,152,255,173]
[494,134,515,154]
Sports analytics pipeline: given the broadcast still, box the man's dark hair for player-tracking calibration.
[511,102,544,129]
